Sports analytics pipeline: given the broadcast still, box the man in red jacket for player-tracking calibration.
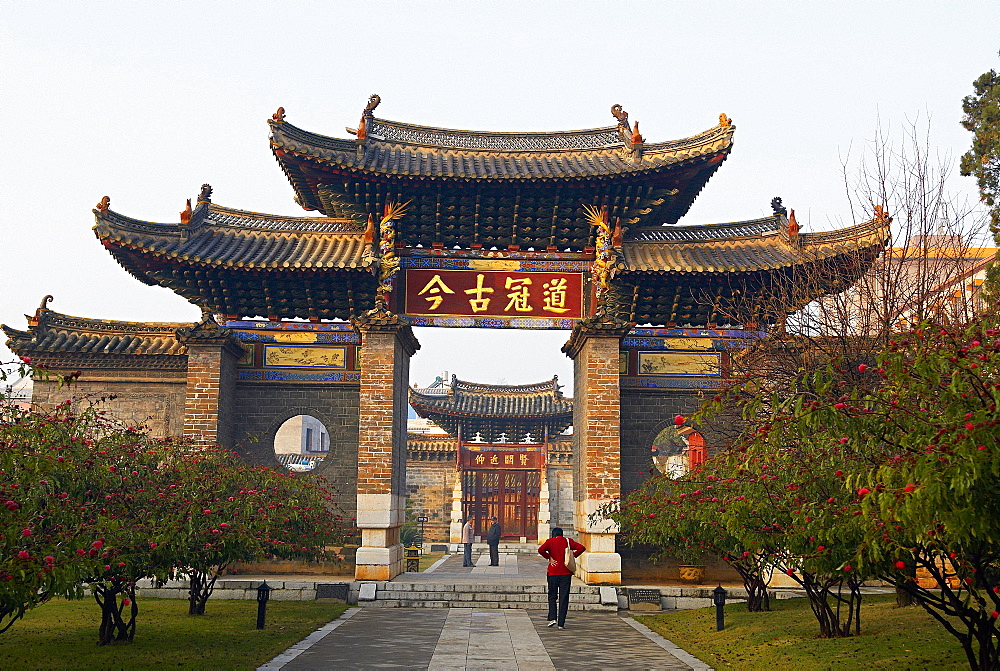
[537,527,585,629]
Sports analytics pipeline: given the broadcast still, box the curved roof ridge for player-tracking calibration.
[642,123,736,154]
[798,218,890,245]
[632,215,782,242]
[366,117,622,152]
[33,309,193,334]
[95,203,362,235]
[452,377,561,395]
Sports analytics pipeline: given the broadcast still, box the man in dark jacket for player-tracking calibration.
[486,516,502,566]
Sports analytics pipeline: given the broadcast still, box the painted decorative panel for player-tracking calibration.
[263,345,347,369]
[637,351,721,376]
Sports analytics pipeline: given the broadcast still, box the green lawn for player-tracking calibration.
[0,597,349,671]
[637,594,967,670]
[418,551,446,571]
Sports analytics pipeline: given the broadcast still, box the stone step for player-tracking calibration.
[378,583,593,594]
[367,581,616,611]
[369,600,617,611]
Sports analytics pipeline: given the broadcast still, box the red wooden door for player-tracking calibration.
[462,470,540,540]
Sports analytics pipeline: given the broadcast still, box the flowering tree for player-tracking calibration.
[828,319,1000,669]
[160,447,347,615]
[600,459,777,613]
[0,402,348,644]
[0,402,97,631]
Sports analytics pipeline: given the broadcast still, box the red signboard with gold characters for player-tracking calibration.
[461,449,542,470]
[404,269,584,319]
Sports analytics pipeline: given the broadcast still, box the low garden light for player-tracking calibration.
[713,584,727,631]
[256,581,272,629]
[406,545,421,573]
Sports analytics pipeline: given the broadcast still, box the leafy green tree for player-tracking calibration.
[830,319,1000,670]
[961,60,1000,239]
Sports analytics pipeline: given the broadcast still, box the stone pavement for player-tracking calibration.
[259,548,711,669]
[262,607,708,670]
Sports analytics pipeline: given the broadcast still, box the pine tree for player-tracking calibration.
[960,59,1000,242]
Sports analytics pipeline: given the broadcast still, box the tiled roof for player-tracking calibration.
[271,118,734,183]
[4,309,189,357]
[94,203,370,272]
[623,217,889,274]
[364,118,622,151]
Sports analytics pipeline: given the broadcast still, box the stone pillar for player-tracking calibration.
[176,317,243,448]
[562,318,629,584]
[536,469,551,543]
[352,304,419,581]
[449,471,464,544]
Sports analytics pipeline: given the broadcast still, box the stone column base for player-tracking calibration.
[355,543,405,581]
[577,528,621,585]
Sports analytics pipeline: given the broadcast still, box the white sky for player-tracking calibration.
[2,1,998,392]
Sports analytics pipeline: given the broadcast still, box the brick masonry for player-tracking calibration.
[406,464,453,542]
[180,338,241,448]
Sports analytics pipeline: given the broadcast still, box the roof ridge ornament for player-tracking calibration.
[96,196,110,214]
[771,197,787,217]
[874,204,892,225]
[611,104,643,159]
[719,113,733,128]
[787,209,800,244]
[29,295,54,326]
[357,94,381,143]
[198,184,213,204]
[272,107,286,123]
[611,104,629,132]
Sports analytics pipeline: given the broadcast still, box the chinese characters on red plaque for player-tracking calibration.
[461,450,541,469]
[404,270,584,319]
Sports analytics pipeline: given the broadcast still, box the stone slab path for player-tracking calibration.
[261,606,709,670]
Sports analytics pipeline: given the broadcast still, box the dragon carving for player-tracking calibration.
[96,196,110,213]
[376,200,410,300]
[583,203,628,319]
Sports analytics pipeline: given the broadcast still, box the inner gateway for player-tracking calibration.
[5,96,890,584]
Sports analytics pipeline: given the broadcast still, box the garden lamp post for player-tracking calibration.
[256,581,272,629]
[713,584,727,631]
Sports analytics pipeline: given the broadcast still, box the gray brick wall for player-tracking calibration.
[620,388,731,495]
[231,381,360,522]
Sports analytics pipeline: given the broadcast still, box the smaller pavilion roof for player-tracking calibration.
[3,305,190,372]
[409,376,573,441]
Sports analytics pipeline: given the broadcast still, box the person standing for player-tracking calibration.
[486,516,502,566]
[461,517,475,567]
[537,527,585,629]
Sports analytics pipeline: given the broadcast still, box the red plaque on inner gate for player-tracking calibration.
[461,449,542,470]
[404,269,584,319]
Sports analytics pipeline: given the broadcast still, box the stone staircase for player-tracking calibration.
[362,581,618,611]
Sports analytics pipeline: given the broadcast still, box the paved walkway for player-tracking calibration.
[260,550,710,670]
[263,607,706,670]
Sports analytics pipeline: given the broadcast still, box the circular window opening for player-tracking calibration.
[273,415,329,472]
[651,426,706,478]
